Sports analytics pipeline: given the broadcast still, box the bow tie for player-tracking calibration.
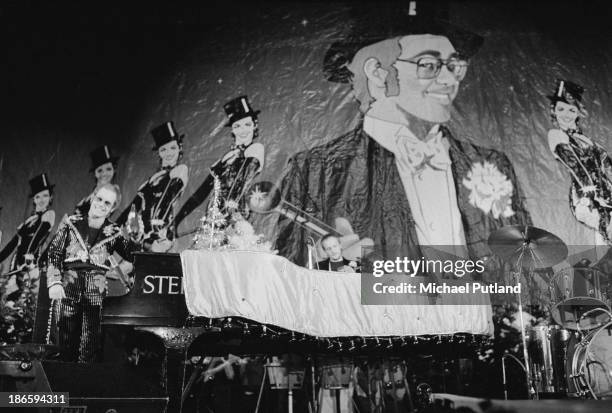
[396,125,451,173]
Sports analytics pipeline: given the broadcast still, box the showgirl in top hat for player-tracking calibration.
[0,173,56,272]
[214,96,265,213]
[174,95,265,226]
[118,121,189,251]
[0,173,56,343]
[547,80,612,243]
[75,145,120,216]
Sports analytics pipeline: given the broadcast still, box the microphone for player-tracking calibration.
[307,236,319,270]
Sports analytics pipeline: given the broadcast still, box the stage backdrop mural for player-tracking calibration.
[3,2,612,305]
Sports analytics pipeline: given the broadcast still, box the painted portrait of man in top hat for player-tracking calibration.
[278,2,531,265]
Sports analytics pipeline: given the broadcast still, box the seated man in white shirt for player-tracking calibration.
[316,234,358,272]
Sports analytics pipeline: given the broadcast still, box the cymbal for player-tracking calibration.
[488,225,568,269]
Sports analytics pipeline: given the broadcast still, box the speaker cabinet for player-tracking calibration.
[50,397,167,413]
[43,361,167,413]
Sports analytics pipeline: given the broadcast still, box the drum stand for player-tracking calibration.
[253,365,268,413]
[501,353,527,400]
[324,386,343,413]
[489,225,569,400]
[261,363,305,413]
[316,366,353,413]
[513,247,537,399]
[287,373,299,413]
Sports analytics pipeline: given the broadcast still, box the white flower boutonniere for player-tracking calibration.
[462,161,515,219]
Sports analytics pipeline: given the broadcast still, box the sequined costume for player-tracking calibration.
[0,209,55,344]
[44,215,139,362]
[548,128,612,242]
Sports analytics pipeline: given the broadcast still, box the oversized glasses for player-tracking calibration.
[93,195,114,209]
[396,55,469,80]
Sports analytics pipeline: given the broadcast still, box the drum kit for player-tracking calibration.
[489,225,612,400]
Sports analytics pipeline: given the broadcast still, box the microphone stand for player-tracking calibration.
[309,355,318,413]
[306,236,318,270]
[513,237,537,400]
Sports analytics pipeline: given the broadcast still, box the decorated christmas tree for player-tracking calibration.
[192,174,275,253]
[192,175,227,250]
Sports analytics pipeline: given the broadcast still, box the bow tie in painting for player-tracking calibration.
[396,125,451,174]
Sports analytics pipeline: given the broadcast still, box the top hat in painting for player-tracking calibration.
[547,79,585,106]
[322,1,484,83]
[151,121,184,150]
[89,145,119,171]
[224,96,261,127]
[29,173,54,197]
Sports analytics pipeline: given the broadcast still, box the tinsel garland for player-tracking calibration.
[192,174,227,250]
[192,174,274,253]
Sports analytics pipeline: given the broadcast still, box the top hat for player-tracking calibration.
[547,79,585,106]
[29,173,54,197]
[151,121,184,150]
[224,96,261,127]
[89,145,119,171]
[323,1,484,83]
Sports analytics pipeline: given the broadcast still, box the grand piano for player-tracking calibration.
[100,251,493,412]
[103,252,202,413]
[104,252,192,333]
[102,252,333,412]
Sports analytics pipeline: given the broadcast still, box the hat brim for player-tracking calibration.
[547,94,565,103]
[89,156,120,172]
[323,20,484,83]
[30,184,55,198]
[225,110,261,127]
[152,134,185,151]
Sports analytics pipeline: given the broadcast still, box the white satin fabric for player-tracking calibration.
[181,250,493,337]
